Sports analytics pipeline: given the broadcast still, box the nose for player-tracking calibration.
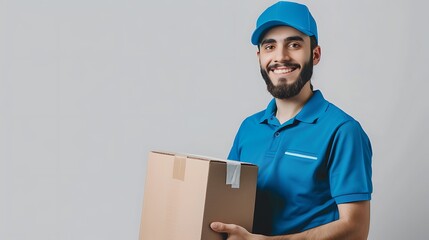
[274,46,290,62]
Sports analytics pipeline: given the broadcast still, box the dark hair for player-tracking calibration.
[309,36,317,91]
[310,36,317,51]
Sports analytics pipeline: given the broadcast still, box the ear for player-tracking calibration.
[256,50,261,63]
[312,45,321,65]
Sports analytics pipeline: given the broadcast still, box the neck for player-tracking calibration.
[275,82,313,124]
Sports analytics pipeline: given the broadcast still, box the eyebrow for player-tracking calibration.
[260,35,305,46]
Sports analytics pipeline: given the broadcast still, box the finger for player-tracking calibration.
[210,222,239,233]
[210,222,225,232]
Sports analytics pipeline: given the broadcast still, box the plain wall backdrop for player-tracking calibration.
[1,0,428,239]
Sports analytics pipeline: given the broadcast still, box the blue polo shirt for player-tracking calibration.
[228,90,372,235]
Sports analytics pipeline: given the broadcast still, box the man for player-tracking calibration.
[211,1,373,240]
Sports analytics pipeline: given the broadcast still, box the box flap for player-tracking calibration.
[151,150,255,188]
[151,150,255,166]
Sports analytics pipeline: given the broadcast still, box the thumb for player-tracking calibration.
[210,222,238,233]
[210,222,225,232]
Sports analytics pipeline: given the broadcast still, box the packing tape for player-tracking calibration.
[173,155,187,181]
[226,161,241,188]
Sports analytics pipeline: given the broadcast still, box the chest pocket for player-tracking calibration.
[281,150,321,186]
[284,150,318,161]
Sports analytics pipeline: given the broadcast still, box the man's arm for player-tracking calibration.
[210,201,370,240]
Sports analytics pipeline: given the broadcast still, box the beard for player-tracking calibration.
[260,55,314,99]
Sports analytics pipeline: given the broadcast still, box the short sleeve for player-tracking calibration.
[329,120,373,204]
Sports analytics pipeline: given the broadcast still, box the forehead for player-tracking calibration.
[261,25,308,42]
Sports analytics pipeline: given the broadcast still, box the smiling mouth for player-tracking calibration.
[269,64,300,75]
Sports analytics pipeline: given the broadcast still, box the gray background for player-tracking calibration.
[1,0,428,239]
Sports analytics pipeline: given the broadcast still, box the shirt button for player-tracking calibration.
[274,132,280,137]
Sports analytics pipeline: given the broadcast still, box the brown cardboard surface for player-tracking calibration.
[201,161,258,239]
[139,151,258,240]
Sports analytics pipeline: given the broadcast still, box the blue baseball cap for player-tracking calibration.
[251,1,318,45]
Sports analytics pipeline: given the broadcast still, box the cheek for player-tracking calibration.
[290,52,306,63]
[258,55,271,68]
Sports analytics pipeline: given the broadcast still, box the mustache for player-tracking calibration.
[267,62,301,71]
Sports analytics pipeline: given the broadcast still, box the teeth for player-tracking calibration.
[273,68,293,74]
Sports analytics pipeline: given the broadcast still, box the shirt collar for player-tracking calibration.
[259,90,329,124]
[259,98,277,123]
[295,90,329,123]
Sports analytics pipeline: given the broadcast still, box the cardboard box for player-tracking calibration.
[139,151,258,240]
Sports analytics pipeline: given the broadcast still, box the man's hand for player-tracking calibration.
[210,222,266,240]
[210,201,370,240]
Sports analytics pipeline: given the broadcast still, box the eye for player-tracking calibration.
[263,44,275,51]
[288,42,301,49]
